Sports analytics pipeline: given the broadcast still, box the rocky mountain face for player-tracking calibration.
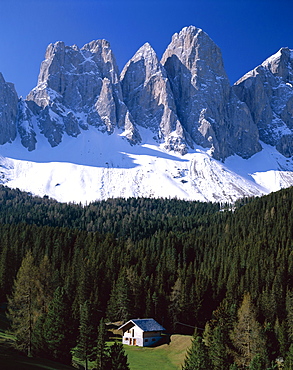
[120,42,188,154]
[0,26,292,162]
[0,73,18,145]
[23,39,139,150]
[161,26,261,160]
[233,47,293,157]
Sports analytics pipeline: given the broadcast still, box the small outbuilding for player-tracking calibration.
[118,318,166,347]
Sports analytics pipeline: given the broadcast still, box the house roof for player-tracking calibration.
[118,318,165,332]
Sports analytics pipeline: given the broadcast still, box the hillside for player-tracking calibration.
[124,335,192,370]
[0,185,293,367]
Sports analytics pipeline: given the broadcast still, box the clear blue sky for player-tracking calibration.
[0,0,292,97]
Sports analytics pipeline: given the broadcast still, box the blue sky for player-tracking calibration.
[0,0,292,97]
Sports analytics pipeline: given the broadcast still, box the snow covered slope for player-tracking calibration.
[1,126,292,204]
[0,26,293,204]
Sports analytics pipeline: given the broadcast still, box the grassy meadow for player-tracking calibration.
[0,328,191,370]
[124,335,192,370]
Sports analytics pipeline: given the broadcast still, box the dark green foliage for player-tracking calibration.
[1,184,293,366]
[74,300,97,370]
[105,342,130,370]
[249,354,268,369]
[42,287,75,364]
[96,318,107,370]
[284,343,293,370]
[106,270,133,322]
[182,330,212,369]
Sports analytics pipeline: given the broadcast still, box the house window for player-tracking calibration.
[145,339,148,342]
[152,338,156,341]
[125,337,129,341]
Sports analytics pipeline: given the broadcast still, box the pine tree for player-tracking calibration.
[182,330,212,370]
[74,300,97,370]
[8,251,38,356]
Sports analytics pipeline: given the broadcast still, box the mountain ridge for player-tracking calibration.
[0,26,293,204]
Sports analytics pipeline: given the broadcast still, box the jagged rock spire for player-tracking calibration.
[234,47,293,157]
[121,42,188,154]
[161,25,261,160]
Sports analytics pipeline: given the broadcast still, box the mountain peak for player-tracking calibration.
[173,25,202,40]
[124,42,158,66]
[82,39,111,53]
[261,47,293,82]
[0,26,293,204]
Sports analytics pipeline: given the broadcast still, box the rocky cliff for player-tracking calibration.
[233,47,293,157]
[0,73,18,145]
[120,42,188,154]
[161,26,261,160]
[0,26,292,162]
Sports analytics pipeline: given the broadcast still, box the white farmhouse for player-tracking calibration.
[118,318,166,347]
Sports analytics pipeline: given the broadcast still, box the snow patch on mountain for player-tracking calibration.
[1,127,292,204]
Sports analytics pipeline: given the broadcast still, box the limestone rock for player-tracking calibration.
[0,73,18,145]
[120,42,188,154]
[161,26,261,160]
[16,99,38,151]
[233,47,293,157]
[26,39,139,147]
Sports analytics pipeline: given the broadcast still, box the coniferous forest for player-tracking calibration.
[1,184,293,369]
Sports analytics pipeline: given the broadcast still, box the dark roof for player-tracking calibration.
[118,318,165,332]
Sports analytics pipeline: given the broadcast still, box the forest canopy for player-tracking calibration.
[1,185,293,368]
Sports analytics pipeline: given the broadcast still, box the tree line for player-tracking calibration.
[1,184,293,368]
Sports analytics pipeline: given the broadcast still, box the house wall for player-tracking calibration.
[122,327,163,347]
[122,326,144,346]
[142,331,162,347]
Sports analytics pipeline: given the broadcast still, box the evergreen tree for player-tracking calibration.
[74,300,97,370]
[182,330,212,370]
[8,251,38,356]
[106,270,132,322]
[286,290,293,342]
[32,314,46,357]
[96,318,108,370]
[284,343,293,370]
[106,342,130,370]
[249,354,267,369]
[210,324,230,369]
[43,286,75,364]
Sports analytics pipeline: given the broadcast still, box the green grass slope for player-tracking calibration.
[0,330,75,370]
[124,335,192,370]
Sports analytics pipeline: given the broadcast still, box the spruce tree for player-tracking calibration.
[106,342,130,370]
[210,324,230,369]
[43,286,75,364]
[106,270,132,322]
[284,343,293,370]
[96,318,108,370]
[74,300,97,370]
[182,330,212,370]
